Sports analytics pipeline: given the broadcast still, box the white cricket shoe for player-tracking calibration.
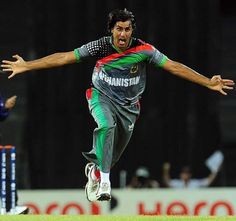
[7,206,29,215]
[96,182,111,201]
[85,163,100,202]
[14,206,29,214]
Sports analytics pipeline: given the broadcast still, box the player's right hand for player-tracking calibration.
[1,55,27,79]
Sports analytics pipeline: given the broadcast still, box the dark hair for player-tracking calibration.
[107,9,136,33]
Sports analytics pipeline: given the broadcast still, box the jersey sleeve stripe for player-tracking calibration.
[74,49,81,63]
[158,55,168,67]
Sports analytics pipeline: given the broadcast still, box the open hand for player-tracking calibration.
[1,55,27,79]
[209,75,235,95]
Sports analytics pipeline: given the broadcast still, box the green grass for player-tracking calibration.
[0,215,236,221]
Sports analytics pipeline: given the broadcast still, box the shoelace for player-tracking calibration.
[100,183,110,191]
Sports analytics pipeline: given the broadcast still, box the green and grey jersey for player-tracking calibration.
[74,36,167,105]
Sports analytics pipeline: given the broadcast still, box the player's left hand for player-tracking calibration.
[208,75,235,95]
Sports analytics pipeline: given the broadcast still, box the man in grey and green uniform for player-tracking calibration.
[1,9,234,202]
[74,28,167,201]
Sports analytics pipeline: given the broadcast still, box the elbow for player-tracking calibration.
[163,59,182,75]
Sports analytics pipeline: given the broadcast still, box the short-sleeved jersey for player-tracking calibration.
[74,36,167,105]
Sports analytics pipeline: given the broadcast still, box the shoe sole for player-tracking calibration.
[19,208,29,214]
[97,193,111,201]
[9,207,30,215]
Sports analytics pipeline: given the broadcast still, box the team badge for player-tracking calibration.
[130,64,138,74]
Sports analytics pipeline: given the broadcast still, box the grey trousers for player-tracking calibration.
[82,87,140,172]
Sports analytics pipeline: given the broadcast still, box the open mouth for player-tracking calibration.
[118,39,126,46]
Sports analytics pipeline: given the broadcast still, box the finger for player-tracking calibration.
[1,60,13,65]
[222,80,235,85]
[220,89,227,95]
[224,82,235,86]
[2,68,13,72]
[1,64,12,68]
[8,73,15,79]
[13,55,21,60]
[222,79,234,82]
[223,86,234,90]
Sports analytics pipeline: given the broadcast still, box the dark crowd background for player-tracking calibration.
[0,0,235,189]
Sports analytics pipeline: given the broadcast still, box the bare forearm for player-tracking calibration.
[1,51,77,78]
[25,52,75,72]
[164,60,211,88]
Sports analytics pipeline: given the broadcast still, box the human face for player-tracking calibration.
[111,20,133,51]
[180,172,191,182]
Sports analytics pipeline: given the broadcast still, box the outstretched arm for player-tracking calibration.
[162,58,235,95]
[1,51,77,79]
